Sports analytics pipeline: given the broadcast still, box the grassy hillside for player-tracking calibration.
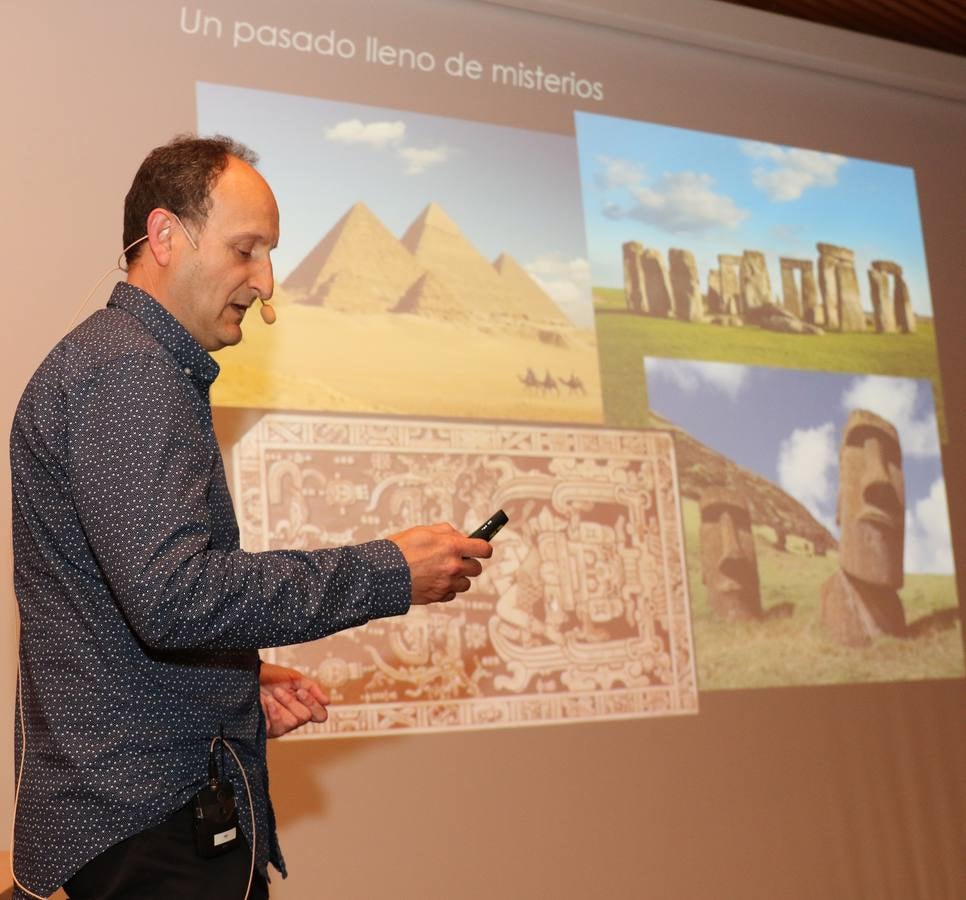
[593,289,946,439]
[681,498,964,689]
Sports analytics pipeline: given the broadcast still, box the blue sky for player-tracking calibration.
[645,359,953,575]
[575,112,933,316]
[196,82,594,327]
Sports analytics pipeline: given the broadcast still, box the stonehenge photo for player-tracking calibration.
[622,241,917,336]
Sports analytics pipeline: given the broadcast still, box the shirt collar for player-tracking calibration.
[107,282,220,389]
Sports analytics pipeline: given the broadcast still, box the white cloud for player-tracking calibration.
[524,254,591,327]
[740,140,847,202]
[841,376,939,458]
[904,478,954,574]
[645,359,751,401]
[776,422,838,528]
[325,119,406,148]
[596,155,646,190]
[398,145,450,175]
[608,171,749,235]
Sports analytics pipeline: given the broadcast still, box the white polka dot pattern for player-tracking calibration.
[10,282,411,896]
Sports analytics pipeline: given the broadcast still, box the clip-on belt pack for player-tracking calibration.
[193,731,240,858]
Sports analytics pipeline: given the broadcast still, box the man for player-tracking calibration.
[10,135,491,898]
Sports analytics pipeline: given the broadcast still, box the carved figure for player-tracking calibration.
[820,409,907,646]
[699,486,762,621]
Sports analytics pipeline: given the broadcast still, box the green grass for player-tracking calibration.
[679,499,965,690]
[593,289,946,438]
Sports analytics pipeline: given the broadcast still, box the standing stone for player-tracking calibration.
[641,249,673,318]
[739,250,772,314]
[874,260,917,334]
[718,255,741,316]
[818,243,865,332]
[622,241,646,314]
[779,258,806,318]
[868,268,896,333]
[894,276,917,334]
[669,248,704,322]
[836,260,865,331]
[818,252,839,330]
[707,270,723,315]
[801,264,821,325]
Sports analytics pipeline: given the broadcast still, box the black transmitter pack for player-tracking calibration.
[193,742,240,858]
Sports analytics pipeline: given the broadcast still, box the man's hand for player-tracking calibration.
[389,523,493,605]
[259,661,330,738]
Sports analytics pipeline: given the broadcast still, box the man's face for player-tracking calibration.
[837,414,905,588]
[699,493,761,620]
[166,157,279,351]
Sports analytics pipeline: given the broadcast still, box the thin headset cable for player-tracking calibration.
[63,213,200,333]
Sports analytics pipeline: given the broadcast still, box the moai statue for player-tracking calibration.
[818,243,865,332]
[641,249,673,317]
[669,248,704,322]
[739,250,772,314]
[622,241,646,314]
[699,486,763,621]
[718,255,741,316]
[820,410,907,646]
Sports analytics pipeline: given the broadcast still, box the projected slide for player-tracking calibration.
[198,83,962,735]
[198,82,602,424]
[233,415,696,736]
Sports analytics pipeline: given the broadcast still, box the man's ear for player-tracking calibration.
[144,208,177,267]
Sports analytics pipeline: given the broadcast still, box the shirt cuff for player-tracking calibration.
[353,538,411,620]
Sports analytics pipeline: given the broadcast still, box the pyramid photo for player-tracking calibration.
[214,201,602,423]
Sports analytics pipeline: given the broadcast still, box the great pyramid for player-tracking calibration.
[401,203,562,324]
[282,202,424,313]
[393,271,471,320]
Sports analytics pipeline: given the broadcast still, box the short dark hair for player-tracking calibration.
[122,134,258,265]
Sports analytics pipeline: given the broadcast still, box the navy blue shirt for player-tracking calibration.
[10,282,411,896]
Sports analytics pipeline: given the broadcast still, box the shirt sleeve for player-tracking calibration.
[66,350,410,651]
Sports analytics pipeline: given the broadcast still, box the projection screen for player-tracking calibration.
[3,1,965,897]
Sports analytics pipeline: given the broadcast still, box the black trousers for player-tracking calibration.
[63,801,269,899]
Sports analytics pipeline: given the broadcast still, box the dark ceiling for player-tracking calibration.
[716,0,966,58]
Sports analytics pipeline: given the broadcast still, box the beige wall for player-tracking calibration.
[3,1,965,897]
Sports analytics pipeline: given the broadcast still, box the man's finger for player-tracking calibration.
[458,537,493,559]
[273,685,312,723]
[295,686,329,722]
[263,695,298,737]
